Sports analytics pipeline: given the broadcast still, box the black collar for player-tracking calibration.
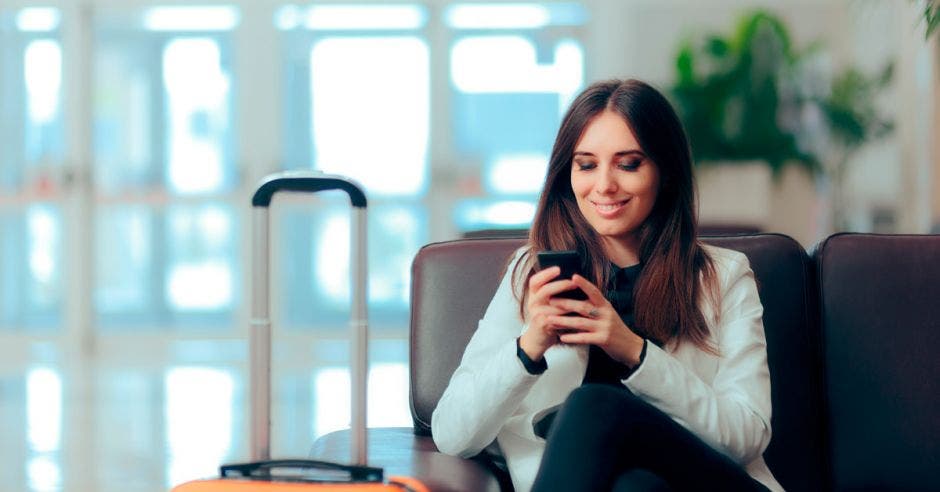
[608,262,642,291]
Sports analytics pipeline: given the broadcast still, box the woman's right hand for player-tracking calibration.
[519,266,578,362]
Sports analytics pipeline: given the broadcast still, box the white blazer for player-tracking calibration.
[431,245,783,492]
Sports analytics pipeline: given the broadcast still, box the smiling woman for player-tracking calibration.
[518,80,713,351]
[432,79,781,492]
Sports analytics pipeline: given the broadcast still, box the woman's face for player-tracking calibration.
[570,109,660,255]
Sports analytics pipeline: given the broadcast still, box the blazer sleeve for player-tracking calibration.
[624,251,773,464]
[431,252,541,458]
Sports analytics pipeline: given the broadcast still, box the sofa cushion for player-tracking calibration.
[814,233,940,490]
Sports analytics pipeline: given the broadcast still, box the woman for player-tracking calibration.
[431,79,781,492]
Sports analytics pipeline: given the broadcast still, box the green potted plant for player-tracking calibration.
[922,0,939,39]
[670,10,820,235]
[813,64,895,231]
[672,10,818,176]
[670,9,895,236]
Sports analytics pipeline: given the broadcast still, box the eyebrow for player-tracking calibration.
[573,150,646,158]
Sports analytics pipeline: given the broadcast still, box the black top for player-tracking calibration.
[581,262,644,385]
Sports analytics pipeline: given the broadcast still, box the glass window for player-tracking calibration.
[25,205,62,315]
[95,204,239,330]
[447,3,586,233]
[23,38,64,167]
[143,6,239,32]
[278,197,424,330]
[95,205,154,317]
[165,204,237,315]
[163,37,234,195]
[445,3,587,30]
[94,41,156,192]
[95,28,236,194]
[277,5,429,331]
[279,4,430,195]
[309,36,429,195]
[277,4,426,31]
[16,7,62,32]
[453,199,539,231]
[93,7,239,330]
[0,7,65,189]
[0,7,64,331]
[0,205,63,331]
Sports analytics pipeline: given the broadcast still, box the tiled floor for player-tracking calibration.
[0,338,411,492]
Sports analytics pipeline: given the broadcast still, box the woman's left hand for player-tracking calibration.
[547,274,645,367]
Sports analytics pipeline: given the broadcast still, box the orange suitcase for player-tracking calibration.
[172,173,428,492]
[171,460,429,491]
[172,459,429,491]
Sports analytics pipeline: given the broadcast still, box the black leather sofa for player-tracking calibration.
[311,233,940,491]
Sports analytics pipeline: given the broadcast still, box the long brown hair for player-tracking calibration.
[513,79,718,351]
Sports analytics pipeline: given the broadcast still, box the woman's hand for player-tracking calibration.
[519,266,578,362]
[547,274,646,367]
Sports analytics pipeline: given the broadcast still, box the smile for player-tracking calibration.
[591,199,629,215]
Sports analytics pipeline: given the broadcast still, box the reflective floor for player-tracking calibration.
[0,338,411,492]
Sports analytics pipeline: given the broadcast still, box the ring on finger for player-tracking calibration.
[588,307,600,318]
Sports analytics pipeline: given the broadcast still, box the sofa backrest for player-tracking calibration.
[410,237,525,435]
[409,233,829,490]
[814,233,940,490]
[706,234,827,492]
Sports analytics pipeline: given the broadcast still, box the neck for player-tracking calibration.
[601,235,640,268]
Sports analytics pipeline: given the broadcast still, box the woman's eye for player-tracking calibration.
[575,161,596,171]
[619,159,642,170]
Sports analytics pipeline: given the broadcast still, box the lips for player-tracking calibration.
[591,199,628,216]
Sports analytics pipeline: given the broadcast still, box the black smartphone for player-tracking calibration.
[536,250,588,301]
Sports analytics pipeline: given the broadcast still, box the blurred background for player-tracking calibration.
[0,0,936,490]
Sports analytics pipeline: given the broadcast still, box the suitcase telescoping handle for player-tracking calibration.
[251,171,369,466]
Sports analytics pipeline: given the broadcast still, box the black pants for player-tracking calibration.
[530,384,769,492]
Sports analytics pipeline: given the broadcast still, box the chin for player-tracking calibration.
[592,226,633,239]
[589,220,641,238]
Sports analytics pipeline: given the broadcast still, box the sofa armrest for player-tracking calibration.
[310,427,508,492]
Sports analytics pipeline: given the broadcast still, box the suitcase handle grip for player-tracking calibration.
[252,172,367,208]
[220,459,383,482]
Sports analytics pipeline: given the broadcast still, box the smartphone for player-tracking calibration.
[536,250,588,301]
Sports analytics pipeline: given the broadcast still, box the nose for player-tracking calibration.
[595,166,618,194]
